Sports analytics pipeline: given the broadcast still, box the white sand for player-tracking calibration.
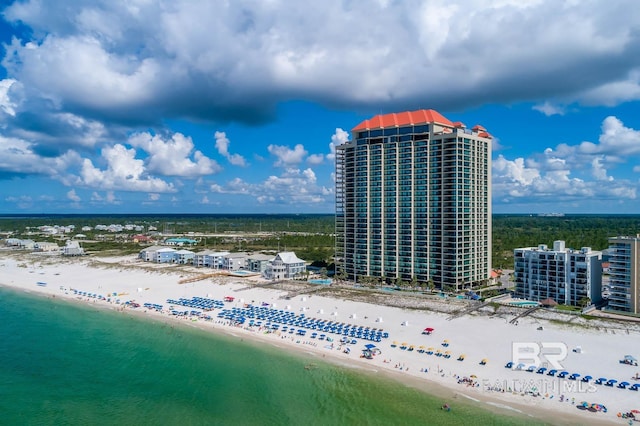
[2,252,639,425]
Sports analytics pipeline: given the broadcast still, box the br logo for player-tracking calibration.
[511,342,568,370]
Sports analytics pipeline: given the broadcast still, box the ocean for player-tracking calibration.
[0,287,544,425]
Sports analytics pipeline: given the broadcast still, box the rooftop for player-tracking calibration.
[352,109,454,131]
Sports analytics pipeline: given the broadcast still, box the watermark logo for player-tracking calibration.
[511,342,568,370]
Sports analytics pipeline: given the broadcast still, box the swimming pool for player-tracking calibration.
[308,279,332,285]
[509,301,540,308]
[229,270,255,276]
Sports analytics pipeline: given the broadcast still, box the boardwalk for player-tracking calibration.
[446,301,489,321]
[509,306,542,324]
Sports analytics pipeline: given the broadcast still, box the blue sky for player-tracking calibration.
[1,1,640,215]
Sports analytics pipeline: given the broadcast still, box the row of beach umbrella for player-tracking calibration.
[505,362,640,391]
[216,305,389,342]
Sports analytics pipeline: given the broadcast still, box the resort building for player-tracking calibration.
[335,109,492,290]
[156,248,178,263]
[513,241,602,306]
[194,250,229,268]
[247,253,274,274]
[606,235,640,314]
[164,237,198,246]
[138,245,165,262]
[174,249,195,264]
[222,253,248,271]
[264,252,306,280]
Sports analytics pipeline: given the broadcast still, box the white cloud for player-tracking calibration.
[0,78,17,116]
[208,167,331,206]
[306,154,324,165]
[148,193,160,201]
[76,144,175,192]
[128,131,221,177]
[0,136,81,177]
[494,115,640,206]
[327,128,348,161]
[532,101,565,116]
[67,189,81,202]
[591,157,613,181]
[214,131,247,166]
[4,0,638,128]
[268,144,307,167]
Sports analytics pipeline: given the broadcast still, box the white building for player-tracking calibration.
[63,240,85,256]
[223,253,248,271]
[264,252,306,280]
[174,249,195,264]
[194,250,229,268]
[607,235,640,314]
[34,241,60,252]
[138,245,165,262]
[514,240,602,306]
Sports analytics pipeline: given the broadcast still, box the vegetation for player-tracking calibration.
[2,213,640,269]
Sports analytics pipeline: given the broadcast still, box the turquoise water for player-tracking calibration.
[510,301,540,307]
[0,287,544,425]
[308,279,332,285]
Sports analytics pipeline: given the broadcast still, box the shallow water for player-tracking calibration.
[0,287,543,425]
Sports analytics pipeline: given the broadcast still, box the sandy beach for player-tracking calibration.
[2,251,639,425]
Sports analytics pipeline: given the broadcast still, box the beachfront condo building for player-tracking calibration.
[607,235,640,314]
[335,109,492,290]
[513,240,602,306]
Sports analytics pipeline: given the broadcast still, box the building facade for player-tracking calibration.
[513,241,602,306]
[607,236,640,314]
[335,109,492,289]
[264,252,306,280]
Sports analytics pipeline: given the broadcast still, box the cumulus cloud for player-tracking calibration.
[66,189,81,202]
[214,131,247,166]
[128,131,221,176]
[208,167,332,207]
[268,144,308,167]
[494,116,640,208]
[327,128,348,161]
[75,144,175,192]
[2,0,639,130]
[533,101,565,116]
[0,136,81,179]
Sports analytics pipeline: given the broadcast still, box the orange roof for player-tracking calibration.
[352,109,454,132]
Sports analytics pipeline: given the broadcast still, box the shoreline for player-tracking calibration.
[2,253,637,425]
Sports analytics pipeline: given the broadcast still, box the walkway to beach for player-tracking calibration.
[446,301,489,321]
[509,306,541,324]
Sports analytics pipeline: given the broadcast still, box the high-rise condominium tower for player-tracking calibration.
[607,235,640,314]
[335,109,491,290]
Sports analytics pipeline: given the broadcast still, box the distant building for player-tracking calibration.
[62,240,85,256]
[174,249,195,264]
[264,252,306,280]
[132,235,152,243]
[247,253,273,274]
[156,248,177,263]
[139,245,163,262]
[165,237,197,246]
[223,253,248,271]
[514,241,602,306]
[5,238,22,247]
[607,235,640,314]
[194,250,229,268]
[34,242,60,252]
